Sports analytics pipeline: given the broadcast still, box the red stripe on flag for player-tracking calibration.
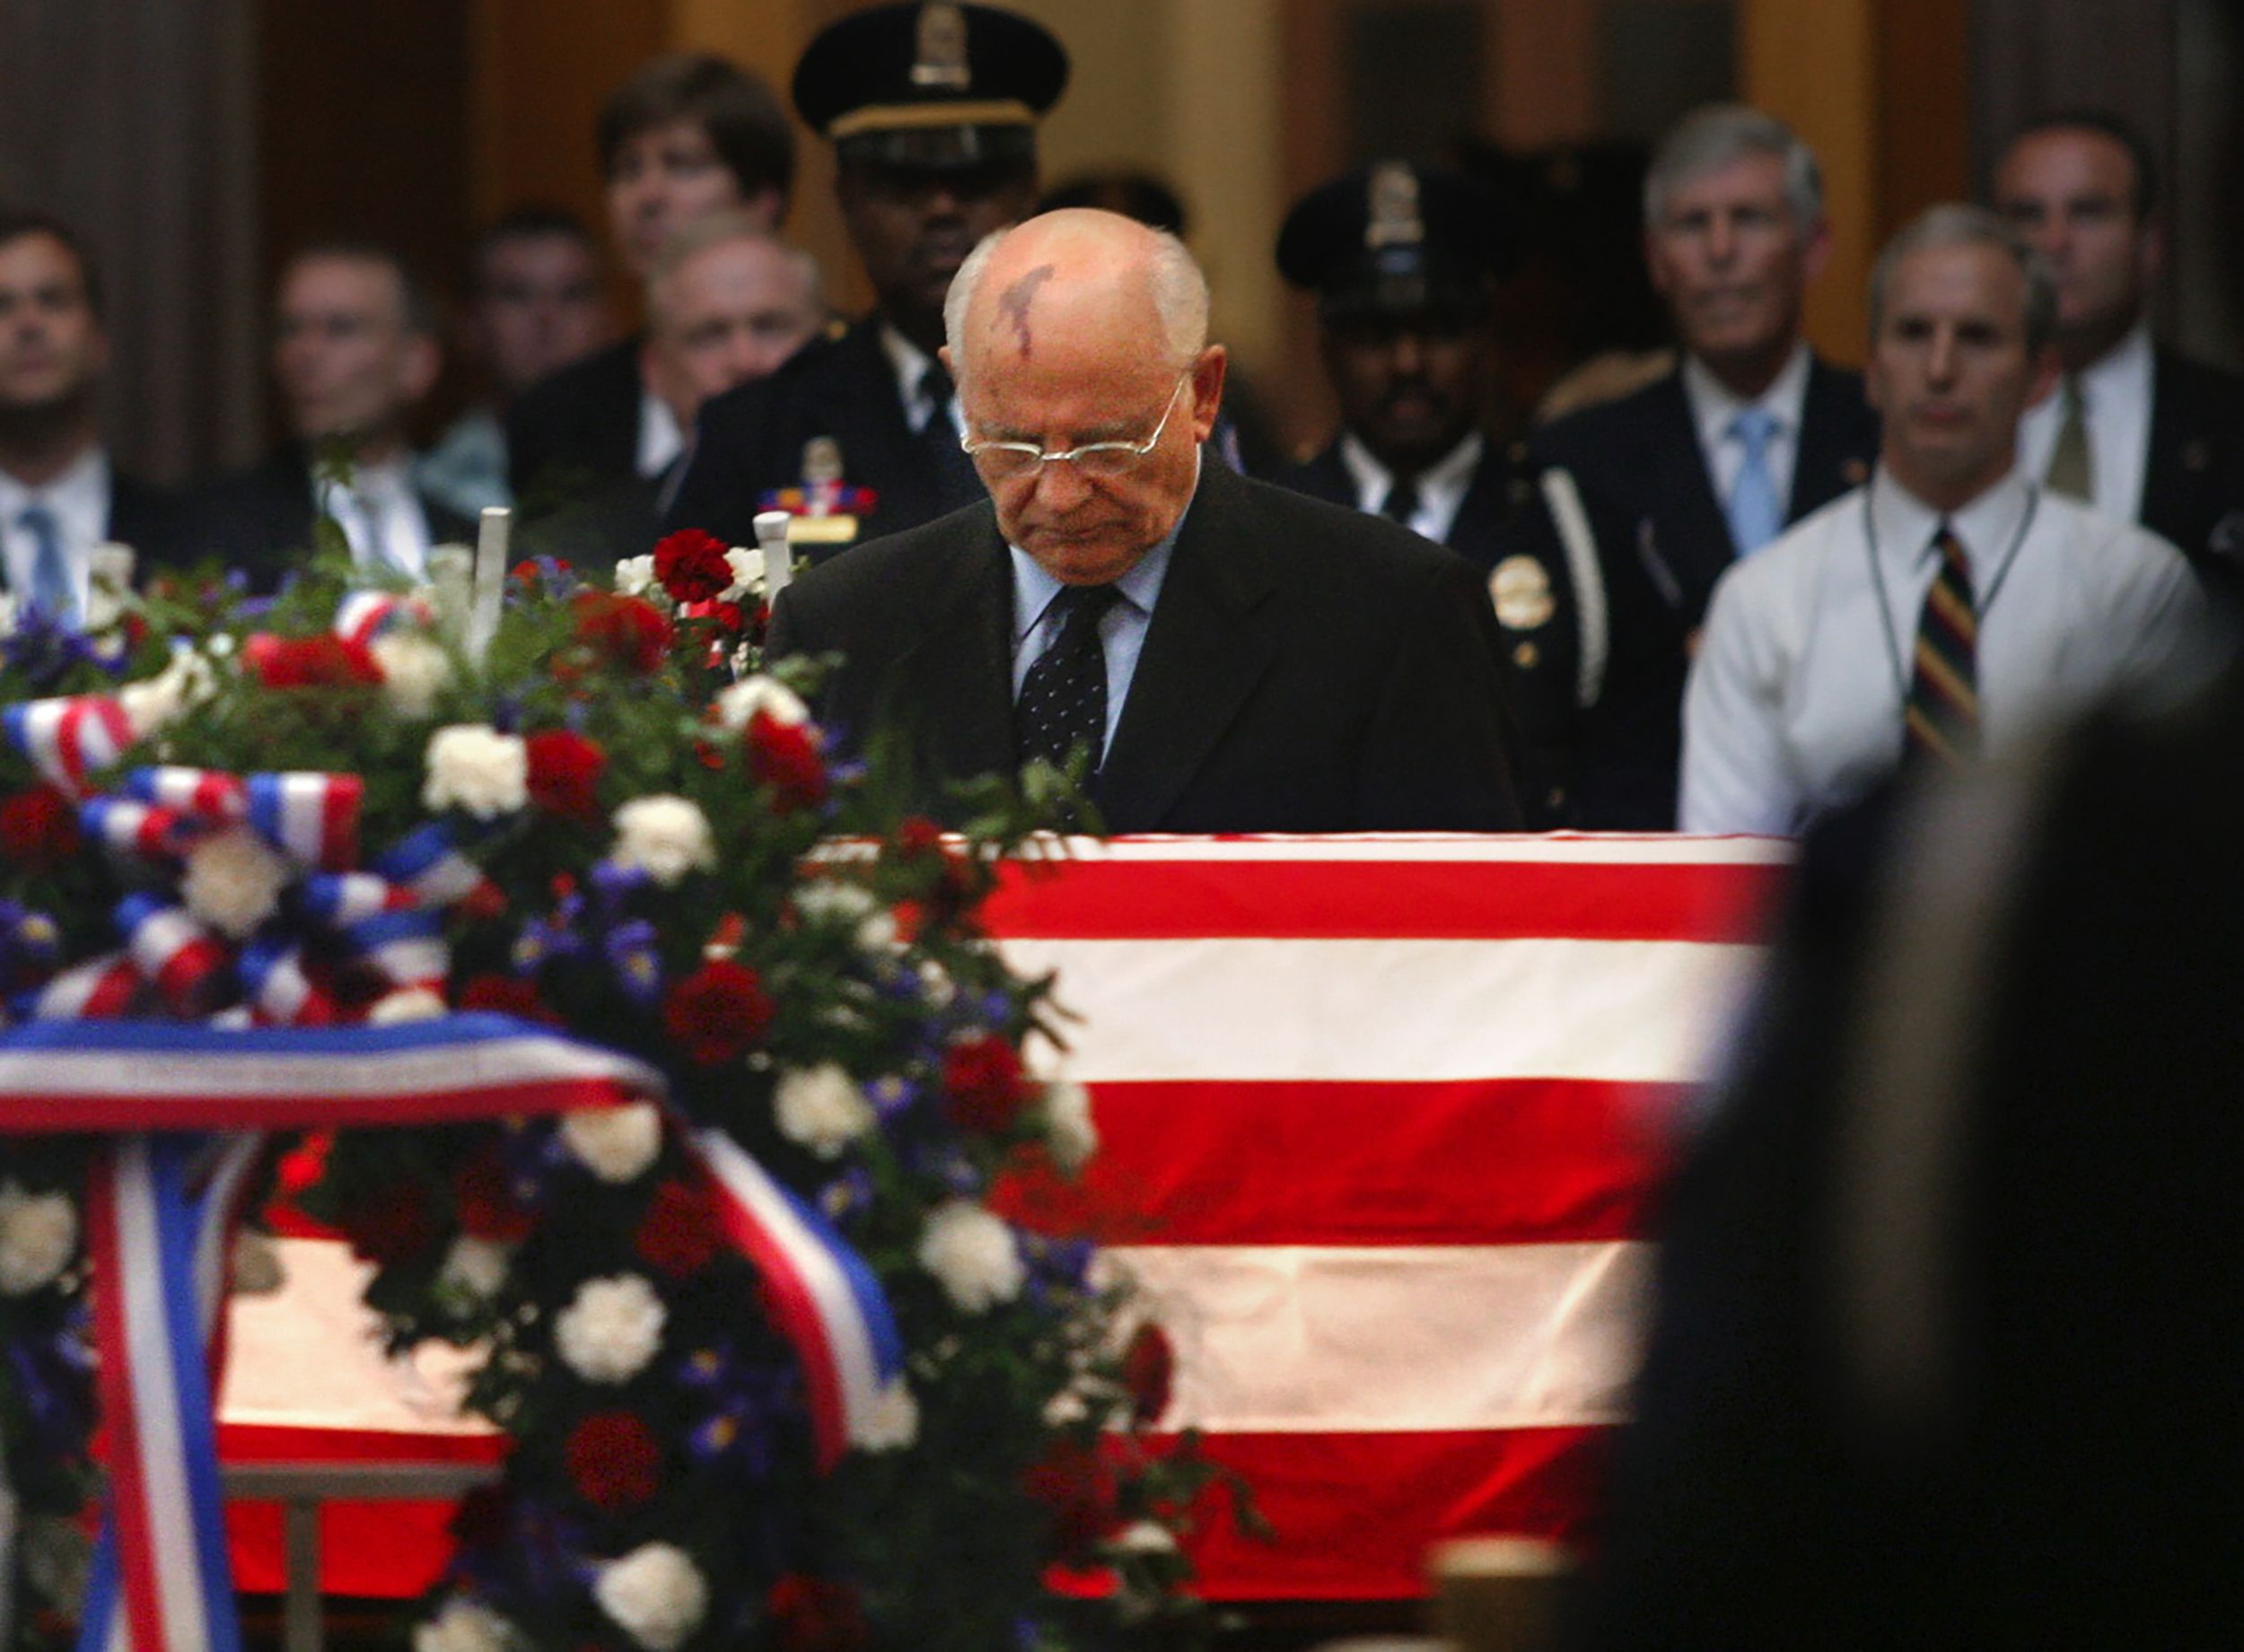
[995,1079,1685,1246]
[983,858,1785,942]
[1172,1426,1609,1600]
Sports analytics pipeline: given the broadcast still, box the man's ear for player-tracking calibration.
[938,345,953,374]
[1189,345,1228,441]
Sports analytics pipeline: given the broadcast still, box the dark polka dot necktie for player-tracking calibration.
[1015,582,1125,777]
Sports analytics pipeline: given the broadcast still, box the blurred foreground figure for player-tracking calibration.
[1571,659,2244,1649]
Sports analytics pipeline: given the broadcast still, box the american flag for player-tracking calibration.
[217,835,1787,1602]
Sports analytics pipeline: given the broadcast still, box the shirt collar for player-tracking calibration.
[0,444,109,521]
[1335,429,1484,502]
[880,323,939,418]
[1680,339,1812,450]
[2078,317,2153,400]
[1870,460,2036,573]
[1009,455,1197,643]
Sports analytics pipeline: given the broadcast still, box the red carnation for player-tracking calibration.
[942,1034,1029,1132]
[662,959,775,1065]
[242,632,383,688]
[455,973,562,1026]
[451,1142,536,1242]
[0,785,82,871]
[1122,1322,1176,1426]
[653,528,733,604]
[526,729,607,821]
[895,817,944,858]
[573,591,673,674]
[746,711,828,812]
[765,1574,871,1652]
[337,1182,438,1268]
[564,1410,662,1510]
[633,1176,722,1279]
[1021,1437,1120,1559]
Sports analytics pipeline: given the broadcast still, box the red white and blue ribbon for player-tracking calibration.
[696,1128,904,1469]
[4,696,135,797]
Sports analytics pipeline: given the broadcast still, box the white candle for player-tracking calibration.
[469,506,509,660]
[754,510,794,598]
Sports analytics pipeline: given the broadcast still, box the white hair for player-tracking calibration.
[646,212,822,316]
[1644,103,1824,231]
[943,218,1209,375]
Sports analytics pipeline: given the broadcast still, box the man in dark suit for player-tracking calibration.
[0,208,188,616]
[188,244,472,590]
[504,53,796,515]
[1496,105,1880,828]
[667,2,1065,559]
[1273,161,1581,825]
[1571,664,2244,1649]
[767,208,1521,834]
[1991,111,2244,590]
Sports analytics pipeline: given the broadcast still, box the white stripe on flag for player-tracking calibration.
[1104,1240,1651,1434]
[999,938,1762,1083]
[1007,834,1793,866]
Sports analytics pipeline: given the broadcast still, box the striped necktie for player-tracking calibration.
[1903,521,1980,766]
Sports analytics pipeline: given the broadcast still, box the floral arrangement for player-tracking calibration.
[0,531,1231,1652]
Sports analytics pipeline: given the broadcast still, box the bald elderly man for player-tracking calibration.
[766,207,1523,832]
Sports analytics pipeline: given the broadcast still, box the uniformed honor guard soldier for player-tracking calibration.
[665,1,1066,560]
[1272,162,1583,824]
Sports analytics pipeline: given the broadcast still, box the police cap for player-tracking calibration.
[793,2,1068,173]
[1276,161,1512,323]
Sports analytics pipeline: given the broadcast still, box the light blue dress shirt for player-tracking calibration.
[1008,505,1186,756]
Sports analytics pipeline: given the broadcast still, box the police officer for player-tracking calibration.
[666,1,1065,557]
[1273,161,1583,824]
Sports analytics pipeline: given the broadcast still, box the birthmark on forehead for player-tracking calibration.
[995,263,1056,359]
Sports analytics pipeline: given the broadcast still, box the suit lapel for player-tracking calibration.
[888,517,1015,789]
[1792,358,1873,519]
[1445,450,1511,574]
[833,322,951,532]
[1639,374,1735,617]
[1096,463,1280,831]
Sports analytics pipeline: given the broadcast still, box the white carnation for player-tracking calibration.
[773,1063,875,1159]
[609,795,716,886]
[593,1543,707,1652]
[793,879,896,950]
[366,985,448,1025]
[560,1103,663,1183]
[370,633,451,718]
[0,1182,78,1295]
[916,1200,1024,1314]
[612,555,661,600]
[422,725,528,819]
[434,1236,513,1309]
[712,673,807,732]
[1044,1079,1099,1173]
[1109,1519,1180,1556]
[180,828,290,939]
[850,1377,919,1452]
[118,646,219,739]
[555,1273,666,1384]
[413,1596,515,1652]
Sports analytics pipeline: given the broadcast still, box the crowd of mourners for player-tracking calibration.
[4,0,2238,839]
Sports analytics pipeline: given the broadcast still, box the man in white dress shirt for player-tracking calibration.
[1992,112,2244,584]
[1680,205,2207,836]
[0,208,185,621]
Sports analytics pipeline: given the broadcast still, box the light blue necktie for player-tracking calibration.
[18,503,75,625]
[1724,406,1784,555]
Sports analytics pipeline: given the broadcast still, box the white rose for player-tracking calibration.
[1109,1519,1180,1557]
[554,1273,666,1384]
[593,1543,707,1652]
[916,1200,1024,1314]
[118,646,220,739]
[435,1236,513,1306]
[712,673,807,732]
[0,1182,78,1295]
[793,879,896,951]
[1043,1079,1099,1173]
[413,1597,515,1652]
[850,1377,919,1452]
[180,828,290,940]
[773,1063,875,1159]
[370,633,451,718]
[366,985,448,1025]
[609,795,716,887]
[612,555,661,600]
[560,1103,664,1183]
[422,725,529,819]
